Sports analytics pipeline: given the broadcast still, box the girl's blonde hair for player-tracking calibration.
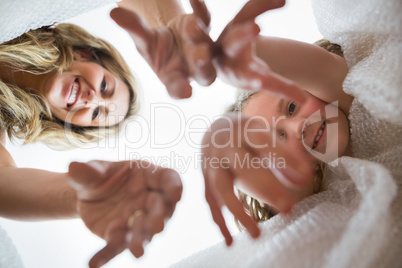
[228,39,342,226]
[0,23,139,150]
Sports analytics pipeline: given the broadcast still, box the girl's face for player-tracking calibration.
[42,52,130,127]
[242,91,351,164]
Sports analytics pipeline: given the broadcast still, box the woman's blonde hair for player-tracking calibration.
[0,23,138,150]
[228,39,342,227]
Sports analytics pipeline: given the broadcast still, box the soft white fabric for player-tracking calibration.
[0,0,118,43]
[0,225,24,268]
[312,0,402,125]
[172,0,402,267]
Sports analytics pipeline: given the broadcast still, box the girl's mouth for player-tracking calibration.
[67,79,80,108]
[311,121,326,150]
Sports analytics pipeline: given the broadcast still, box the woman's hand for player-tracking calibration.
[213,0,306,103]
[110,0,215,99]
[67,160,182,268]
[201,114,315,245]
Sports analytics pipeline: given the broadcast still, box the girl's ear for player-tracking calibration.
[74,49,93,61]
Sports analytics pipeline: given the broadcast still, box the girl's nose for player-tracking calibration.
[285,117,305,140]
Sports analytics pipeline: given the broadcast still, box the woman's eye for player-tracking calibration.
[92,107,100,120]
[100,77,107,93]
[288,102,296,116]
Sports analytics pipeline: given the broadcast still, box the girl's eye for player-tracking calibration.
[100,77,107,93]
[288,102,296,116]
[92,107,100,120]
[277,130,286,141]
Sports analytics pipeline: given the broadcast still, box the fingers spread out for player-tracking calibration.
[89,224,127,268]
[220,21,260,58]
[144,192,168,235]
[186,43,216,86]
[178,14,215,87]
[145,168,183,205]
[190,0,211,28]
[203,173,233,246]
[161,71,193,99]
[232,0,285,24]
[68,161,104,189]
[127,211,147,258]
[110,8,156,49]
[212,168,261,238]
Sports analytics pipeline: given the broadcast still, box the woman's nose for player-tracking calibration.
[81,88,96,106]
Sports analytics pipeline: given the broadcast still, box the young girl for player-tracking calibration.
[227,40,346,222]
[195,0,402,267]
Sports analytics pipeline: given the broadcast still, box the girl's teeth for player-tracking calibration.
[312,121,325,149]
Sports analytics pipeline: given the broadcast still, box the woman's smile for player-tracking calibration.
[66,79,80,108]
[42,60,131,127]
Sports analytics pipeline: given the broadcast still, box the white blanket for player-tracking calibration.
[0,225,24,268]
[0,0,116,43]
[172,0,402,267]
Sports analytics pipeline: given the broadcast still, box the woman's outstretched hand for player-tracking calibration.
[201,114,315,245]
[110,0,215,99]
[67,160,182,268]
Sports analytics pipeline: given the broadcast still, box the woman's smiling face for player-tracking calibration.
[242,91,350,163]
[42,52,131,127]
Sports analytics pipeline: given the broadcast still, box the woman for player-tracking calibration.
[0,23,138,149]
[0,0,216,267]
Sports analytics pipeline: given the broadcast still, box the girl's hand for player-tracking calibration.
[214,0,306,103]
[68,160,182,268]
[110,0,215,99]
[201,114,315,245]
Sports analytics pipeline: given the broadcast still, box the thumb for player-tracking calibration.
[110,7,153,46]
[68,161,109,190]
[221,21,260,58]
[68,161,131,201]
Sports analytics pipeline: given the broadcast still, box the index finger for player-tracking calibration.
[110,8,154,47]
[213,168,261,238]
[89,221,127,268]
[232,0,286,24]
[204,172,234,246]
[190,0,211,28]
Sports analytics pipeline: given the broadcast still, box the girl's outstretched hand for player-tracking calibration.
[110,0,215,99]
[214,0,306,104]
[67,160,182,268]
[201,114,315,245]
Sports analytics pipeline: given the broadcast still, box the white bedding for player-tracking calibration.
[0,0,117,44]
[172,0,402,267]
